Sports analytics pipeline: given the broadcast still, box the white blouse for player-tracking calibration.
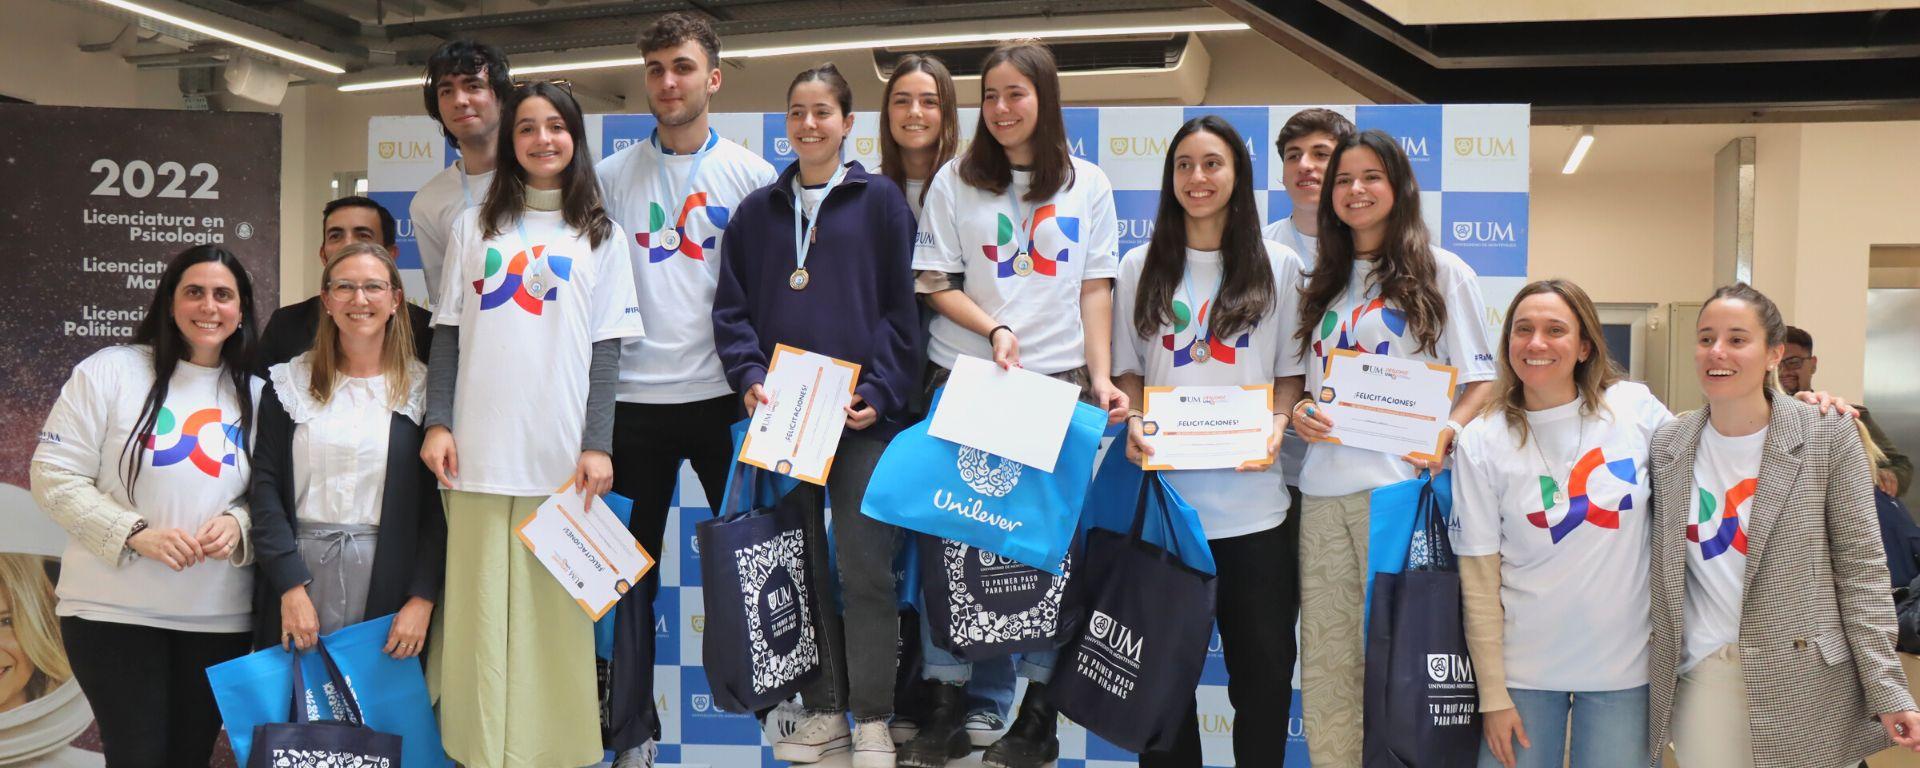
[269,354,426,527]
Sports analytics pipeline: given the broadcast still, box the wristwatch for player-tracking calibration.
[124,519,149,556]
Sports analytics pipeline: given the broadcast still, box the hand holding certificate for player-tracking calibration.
[517,488,657,620]
[740,344,861,485]
[1139,385,1276,471]
[1312,350,1459,462]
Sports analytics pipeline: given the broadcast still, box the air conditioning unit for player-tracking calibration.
[873,32,1213,105]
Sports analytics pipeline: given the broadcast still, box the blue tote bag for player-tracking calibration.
[1081,437,1215,575]
[862,388,1105,573]
[1366,469,1452,626]
[244,641,402,768]
[208,613,449,768]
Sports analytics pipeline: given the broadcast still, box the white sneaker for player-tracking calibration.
[611,740,657,768]
[964,710,1007,747]
[772,710,851,764]
[762,698,807,746]
[852,720,897,768]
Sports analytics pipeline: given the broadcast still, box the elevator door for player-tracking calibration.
[1866,288,1920,509]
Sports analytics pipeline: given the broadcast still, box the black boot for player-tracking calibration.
[897,682,969,767]
[981,681,1059,768]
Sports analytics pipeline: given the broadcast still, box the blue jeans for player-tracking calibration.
[917,609,1057,685]
[1477,686,1650,768]
[966,656,1016,717]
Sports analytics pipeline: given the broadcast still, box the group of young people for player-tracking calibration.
[24,10,1920,768]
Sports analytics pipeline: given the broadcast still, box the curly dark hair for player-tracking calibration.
[639,12,721,69]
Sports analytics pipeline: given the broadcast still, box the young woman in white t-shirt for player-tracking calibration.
[1111,115,1305,768]
[420,80,645,768]
[1647,284,1920,768]
[905,41,1125,768]
[30,245,262,766]
[1287,129,1498,766]
[1451,279,1670,768]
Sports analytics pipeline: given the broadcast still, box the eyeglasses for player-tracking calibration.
[328,279,392,301]
[1781,356,1809,371]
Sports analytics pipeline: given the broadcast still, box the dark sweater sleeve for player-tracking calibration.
[408,452,447,601]
[856,190,923,420]
[582,338,620,454]
[256,305,305,376]
[248,383,310,596]
[425,323,459,430]
[712,199,769,395]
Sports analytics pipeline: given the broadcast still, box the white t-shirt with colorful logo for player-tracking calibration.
[1682,423,1765,671]
[1452,381,1672,691]
[596,136,775,404]
[434,208,645,496]
[1111,241,1307,539]
[915,158,1120,375]
[1298,249,1497,497]
[34,345,261,632]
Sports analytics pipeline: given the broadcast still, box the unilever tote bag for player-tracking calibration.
[208,614,447,768]
[245,641,403,768]
[1047,473,1215,754]
[862,388,1104,573]
[1362,476,1478,768]
[697,449,823,713]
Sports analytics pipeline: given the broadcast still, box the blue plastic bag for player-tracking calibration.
[861,388,1104,574]
[207,613,450,768]
[595,491,635,661]
[1366,470,1452,627]
[1081,437,1216,575]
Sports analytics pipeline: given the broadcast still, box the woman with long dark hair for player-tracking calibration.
[1288,129,1499,767]
[249,242,445,656]
[905,40,1125,768]
[712,62,920,768]
[1111,115,1305,767]
[879,53,960,221]
[30,244,261,766]
[420,80,644,768]
[1646,283,1920,768]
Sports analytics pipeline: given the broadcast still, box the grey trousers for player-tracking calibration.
[795,432,904,721]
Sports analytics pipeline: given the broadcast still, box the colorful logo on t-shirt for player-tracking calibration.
[1688,477,1755,560]
[1525,447,1637,544]
[1160,299,1252,366]
[1312,297,1408,363]
[638,193,731,263]
[981,204,1079,278]
[474,244,574,315]
[145,406,242,478]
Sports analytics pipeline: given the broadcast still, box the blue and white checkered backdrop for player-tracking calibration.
[367,104,1530,767]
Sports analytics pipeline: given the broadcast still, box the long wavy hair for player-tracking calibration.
[879,54,959,208]
[122,246,258,495]
[957,41,1075,201]
[309,243,417,410]
[0,555,69,704]
[1484,279,1621,445]
[481,81,614,248]
[1131,116,1274,343]
[1294,129,1447,359]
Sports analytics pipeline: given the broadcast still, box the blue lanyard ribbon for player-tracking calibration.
[654,128,720,210]
[791,162,849,273]
[1181,257,1221,345]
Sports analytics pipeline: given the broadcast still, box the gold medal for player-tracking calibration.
[789,268,811,290]
[1191,340,1211,363]
[1012,252,1035,276]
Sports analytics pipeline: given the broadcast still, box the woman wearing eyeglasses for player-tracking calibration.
[248,242,447,661]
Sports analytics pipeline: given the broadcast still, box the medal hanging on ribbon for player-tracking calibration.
[1182,261,1221,365]
[652,128,718,256]
[517,217,554,296]
[790,162,849,291]
[1005,184,1033,276]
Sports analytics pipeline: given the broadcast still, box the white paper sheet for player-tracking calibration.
[927,355,1079,473]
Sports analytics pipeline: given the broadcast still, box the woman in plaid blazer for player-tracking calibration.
[1647,283,1920,768]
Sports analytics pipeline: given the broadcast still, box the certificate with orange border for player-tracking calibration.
[738,344,861,486]
[1315,349,1459,462]
[1139,385,1275,471]
[517,483,657,620]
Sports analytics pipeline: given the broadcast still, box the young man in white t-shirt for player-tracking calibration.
[592,14,777,768]
[1262,108,1354,501]
[409,40,510,306]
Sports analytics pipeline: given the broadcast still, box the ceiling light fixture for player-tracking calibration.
[340,20,1250,92]
[1561,126,1595,174]
[91,0,346,74]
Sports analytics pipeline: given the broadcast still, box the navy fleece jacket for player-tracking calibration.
[712,160,921,437]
